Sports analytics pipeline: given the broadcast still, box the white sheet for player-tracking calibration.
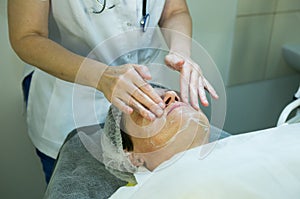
[110,123,300,199]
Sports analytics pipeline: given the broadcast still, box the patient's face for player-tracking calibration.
[122,88,210,170]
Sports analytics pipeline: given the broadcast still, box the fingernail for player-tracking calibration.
[126,107,133,114]
[159,102,165,109]
[156,109,164,116]
[149,113,156,120]
[203,100,209,107]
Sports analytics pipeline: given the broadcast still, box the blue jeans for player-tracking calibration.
[36,149,56,184]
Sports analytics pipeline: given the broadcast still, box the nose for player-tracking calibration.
[163,91,180,106]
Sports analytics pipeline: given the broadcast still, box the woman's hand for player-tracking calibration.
[165,53,219,109]
[99,64,165,121]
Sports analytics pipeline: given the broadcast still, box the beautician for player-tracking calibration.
[8,0,218,183]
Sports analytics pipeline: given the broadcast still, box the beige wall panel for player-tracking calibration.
[187,0,237,85]
[237,0,277,15]
[277,0,300,12]
[228,15,273,86]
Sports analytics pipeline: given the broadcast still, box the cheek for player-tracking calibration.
[122,112,153,137]
[153,114,182,143]
[130,111,151,126]
[131,118,181,153]
[188,117,210,148]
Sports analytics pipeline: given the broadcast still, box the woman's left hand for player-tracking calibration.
[165,53,219,110]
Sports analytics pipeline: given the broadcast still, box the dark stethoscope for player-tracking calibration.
[140,0,150,32]
[93,0,149,32]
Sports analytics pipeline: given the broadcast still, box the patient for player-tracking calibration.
[81,85,212,185]
[120,88,210,171]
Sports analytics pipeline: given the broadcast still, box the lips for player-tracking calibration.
[167,102,186,115]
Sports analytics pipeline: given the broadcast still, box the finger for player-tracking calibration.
[189,70,200,110]
[131,85,164,117]
[133,64,152,80]
[204,78,219,99]
[114,74,164,118]
[112,97,133,114]
[180,65,191,104]
[112,91,157,121]
[139,83,165,108]
[198,77,209,107]
[165,54,185,71]
[187,59,203,75]
[125,68,165,110]
[116,69,165,117]
[127,74,165,111]
[128,96,156,121]
[132,65,165,107]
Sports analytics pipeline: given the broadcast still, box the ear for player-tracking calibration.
[127,152,145,167]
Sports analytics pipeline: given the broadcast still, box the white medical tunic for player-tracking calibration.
[25,0,166,158]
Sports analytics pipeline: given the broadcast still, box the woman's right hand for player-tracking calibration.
[98,64,165,121]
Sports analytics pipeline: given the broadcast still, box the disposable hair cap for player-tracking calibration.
[79,82,169,184]
[79,105,137,184]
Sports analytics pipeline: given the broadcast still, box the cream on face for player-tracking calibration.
[121,89,210,170]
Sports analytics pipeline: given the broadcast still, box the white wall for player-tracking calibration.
[0,1,46,198]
